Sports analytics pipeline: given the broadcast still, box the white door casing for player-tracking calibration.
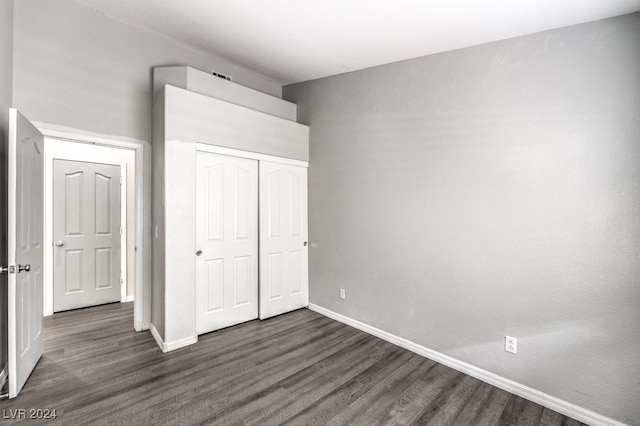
[40,128,150,332]
[195,151,259,334]
[52,160,122,312]
[259,161,309,319]
[7,109,44,398]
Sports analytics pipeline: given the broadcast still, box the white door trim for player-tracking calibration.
[195,143,309,168]
[45,140,131,315]
[37,126,151,332]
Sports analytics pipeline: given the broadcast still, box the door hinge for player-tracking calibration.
[120,177,123,185]
[120,278,123,286]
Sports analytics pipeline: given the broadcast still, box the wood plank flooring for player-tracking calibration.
[0,302,585,425]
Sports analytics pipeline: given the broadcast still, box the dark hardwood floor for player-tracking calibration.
[0,303,584,425]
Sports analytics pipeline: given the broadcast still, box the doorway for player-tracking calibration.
[4,117,152,398]
[44,137,136,317]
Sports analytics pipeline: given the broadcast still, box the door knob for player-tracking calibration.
[196,250,203,256]
[303,241,308,247]
[17,264,30,273]
[55,241,64,247]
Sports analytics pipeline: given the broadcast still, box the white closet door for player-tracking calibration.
[259,161,308,319]
[196,152,258,334]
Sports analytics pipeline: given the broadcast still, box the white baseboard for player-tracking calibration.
[165,334,198,352]
[308,303,624,426]
[124,294,135,303]
[149,323,197,353]
[149,323,165,352]
[134,320,150,332]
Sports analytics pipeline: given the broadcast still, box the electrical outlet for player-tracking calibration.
[339,289,346,300]
[505,336,517,354]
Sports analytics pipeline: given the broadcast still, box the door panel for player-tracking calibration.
[196,152,258,334]
[95,173,113,234]
[65,250,82,292]
[205,259,224,312]
[259,162,308,319]
[53,160,121,312]
[267,253,282,298]
[234,256,251,306]
[8,109,44,398]
[65,172,83,235]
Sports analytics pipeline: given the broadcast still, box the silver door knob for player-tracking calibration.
[17,264,30,273]
[55,241,64,247]
[196,250,202,256]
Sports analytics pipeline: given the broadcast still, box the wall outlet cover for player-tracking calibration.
[505,336,517,354]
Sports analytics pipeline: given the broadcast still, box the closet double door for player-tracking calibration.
[195,151,308,335]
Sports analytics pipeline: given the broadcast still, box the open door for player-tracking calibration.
[6,109,44,398]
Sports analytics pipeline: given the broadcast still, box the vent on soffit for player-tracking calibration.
[211,71,232,81]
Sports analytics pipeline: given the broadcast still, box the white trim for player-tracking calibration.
[120,165,127,302]
[195,143,308,168]
[125,294,135,303]
[149,324,197,353]
[38,127,147,149]
[308,303,626,426]
[149,323,165,352]
[165,335,198,352]
[44,139,131,314]
[36,125,151,332]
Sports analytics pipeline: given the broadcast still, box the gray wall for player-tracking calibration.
[284,14,640,425]
[12,0,281,143]
[0,0,14,374]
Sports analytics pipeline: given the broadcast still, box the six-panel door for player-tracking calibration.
[259,161,309,319]
[8,109,44,398]
[52,159,122,312]
[195,152,259,334]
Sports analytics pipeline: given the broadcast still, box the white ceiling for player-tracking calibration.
[73,0,640,85]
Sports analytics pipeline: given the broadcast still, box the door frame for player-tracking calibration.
[46,144,129,313]
[37,126,151,332]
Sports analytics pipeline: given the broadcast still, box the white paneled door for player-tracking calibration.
[259,161,308,319]
[196,152,258,334]
[52,160,122,312]
[7,109,44,398]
